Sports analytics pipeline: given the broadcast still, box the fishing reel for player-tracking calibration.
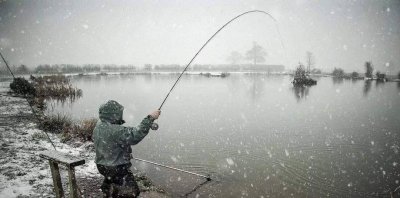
[151,122,159,130]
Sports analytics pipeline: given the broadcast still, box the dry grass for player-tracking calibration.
[35,84,82,98]
[61,118,97,142]
[33,75,70,84]
[39,113,97,142]
[73,118,97,142]
[38,113,73,134]
[33,75,82,98]
[30,75,82,109]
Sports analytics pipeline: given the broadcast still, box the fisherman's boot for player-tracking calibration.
[111,184,138,198]
[100,181,112,198]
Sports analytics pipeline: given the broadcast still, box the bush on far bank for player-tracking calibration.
[9,77,36,96]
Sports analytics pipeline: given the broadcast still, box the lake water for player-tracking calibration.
[48,74,400,197]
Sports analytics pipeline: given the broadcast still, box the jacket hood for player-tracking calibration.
[99,100,124,124]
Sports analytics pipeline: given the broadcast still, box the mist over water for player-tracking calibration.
[49,74,400,197]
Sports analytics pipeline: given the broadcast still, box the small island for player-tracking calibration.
[292,63,317,86]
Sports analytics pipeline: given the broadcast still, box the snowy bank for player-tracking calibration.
[0,80,167,198]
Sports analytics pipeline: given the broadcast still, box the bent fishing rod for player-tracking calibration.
[0,51,57,150]
[141,10,284,180]
[150,10,283,131]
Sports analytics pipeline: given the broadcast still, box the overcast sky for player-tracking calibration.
[0,0,399,72]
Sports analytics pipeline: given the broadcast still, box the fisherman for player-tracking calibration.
[93,100,161,198]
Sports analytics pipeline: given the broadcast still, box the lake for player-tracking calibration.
[48,74,400,197]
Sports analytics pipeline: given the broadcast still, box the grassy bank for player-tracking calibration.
[9,75,91,141]
[38,113,97,143]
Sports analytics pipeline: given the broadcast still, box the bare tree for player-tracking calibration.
[305,51,315,74]
[245,42,267,65]
[226,51,243,65]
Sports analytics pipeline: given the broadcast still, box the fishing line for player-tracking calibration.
[0,51,57,150]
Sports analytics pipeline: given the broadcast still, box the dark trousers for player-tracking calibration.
[96,163,140,198]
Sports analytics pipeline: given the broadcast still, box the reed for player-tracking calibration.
[30,75,82,108]
[39,113,97,142]
[38,113,73,134]
[61,118,97,142]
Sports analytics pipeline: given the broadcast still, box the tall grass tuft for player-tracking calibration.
[39,113,97,142]
[38,113,73,134]
[61,118,97,142]
[78,118,97,141]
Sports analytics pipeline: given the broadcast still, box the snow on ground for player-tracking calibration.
[0,80,168,198]
[0,81,101,197]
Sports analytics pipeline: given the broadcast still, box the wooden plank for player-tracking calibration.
[40,150,85,167]
[49,160,64,198]
[67,167,79,198]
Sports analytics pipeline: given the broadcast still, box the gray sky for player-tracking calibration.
[0,0,399,72]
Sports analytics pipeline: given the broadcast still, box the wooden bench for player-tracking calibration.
[40,150,85,198]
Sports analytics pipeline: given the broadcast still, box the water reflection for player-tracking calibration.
[375,79,385,88]
[363,80,372,96]
[248,76,266,101]
[332,77,344,84]
[291,85,310,101]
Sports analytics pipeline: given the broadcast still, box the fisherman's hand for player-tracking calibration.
[149,110,161,120]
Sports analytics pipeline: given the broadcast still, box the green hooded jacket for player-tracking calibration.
[93,100,154,166]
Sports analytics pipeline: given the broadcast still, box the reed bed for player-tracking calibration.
[33,75,82,98]
[29,75,82,109]
[39,113,97,142]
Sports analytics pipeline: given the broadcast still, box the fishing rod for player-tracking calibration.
[150,10,283,130]
[132,156,211,181]
[0,51,57,150]
[143,10,283,180]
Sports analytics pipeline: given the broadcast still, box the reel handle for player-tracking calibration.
[151,122,159,130]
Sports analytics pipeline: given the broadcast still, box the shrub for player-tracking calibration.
[9,77,36,95]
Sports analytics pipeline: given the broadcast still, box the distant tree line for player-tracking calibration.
[142,63,285,72]
[33,64,137,74]
[144,64,183,71]
[331,61,400,80]
[191,64,284,72]
[0,64,30,75]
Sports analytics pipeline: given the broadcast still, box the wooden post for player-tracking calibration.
[49,160,64,198]
[67,166,79,198]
